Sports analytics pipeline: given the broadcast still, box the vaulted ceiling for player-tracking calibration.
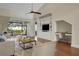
[0,3,44,19]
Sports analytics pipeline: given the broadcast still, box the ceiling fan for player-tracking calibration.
[25,4,41,15]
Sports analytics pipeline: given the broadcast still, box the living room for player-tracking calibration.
[0,3,79,56]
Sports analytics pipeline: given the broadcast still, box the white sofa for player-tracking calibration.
[0,41,15,56]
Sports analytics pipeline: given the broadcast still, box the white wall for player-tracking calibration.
[72,18,79,48]
[0,16,10,33]
[71,11,79,48]
[56,20,72,33]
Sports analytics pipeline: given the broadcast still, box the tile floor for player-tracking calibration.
[15,41,56,56]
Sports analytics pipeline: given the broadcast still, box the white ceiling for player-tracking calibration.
[0,3,44,19]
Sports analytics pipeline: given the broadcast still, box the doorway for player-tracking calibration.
[56,20,72,45]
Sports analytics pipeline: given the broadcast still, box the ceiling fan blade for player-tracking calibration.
[25,11,41,15]
[34,12,41,15]
[31,11,41,15]
[25,4,41,15]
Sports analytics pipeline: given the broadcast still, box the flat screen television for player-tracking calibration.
[42,24,49,31]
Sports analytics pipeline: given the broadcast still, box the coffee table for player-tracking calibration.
[19,40,36,49]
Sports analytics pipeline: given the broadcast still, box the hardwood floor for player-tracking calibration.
[37,38,79,56]
[55,42,79,56]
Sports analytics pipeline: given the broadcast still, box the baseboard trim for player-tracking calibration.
[71,44,79,48]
